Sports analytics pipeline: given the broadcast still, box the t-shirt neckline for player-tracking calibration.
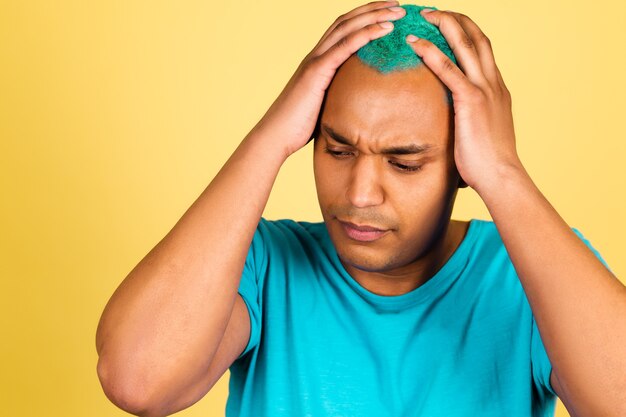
[324,219,482,310]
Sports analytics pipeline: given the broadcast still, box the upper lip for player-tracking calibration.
[338,219,388,232]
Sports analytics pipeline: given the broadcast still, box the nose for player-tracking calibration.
[345,155,384,208]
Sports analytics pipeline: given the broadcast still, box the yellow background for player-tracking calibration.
[1,0,624,416]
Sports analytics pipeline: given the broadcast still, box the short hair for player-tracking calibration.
[356,4,457,104]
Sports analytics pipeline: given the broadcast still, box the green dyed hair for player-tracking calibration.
[356,4,457,104]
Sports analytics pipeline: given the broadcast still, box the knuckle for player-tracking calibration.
[479,34,492,47]
[438,12,452,24]
[305,54,320,69]
[483,85,497,101]
[460,34,474,49]
[441,57,456,73]
[378,7,394,17]
[457,13,475,26]
[368,22,384,34]
[502,85,512,103]
[336,35,350,50]
[367,1,384,8]
[419,39,433,49]
[335,19,347,31]
[333,14,347,25]
[302,53,324,74]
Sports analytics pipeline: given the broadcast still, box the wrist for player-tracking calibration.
[245,123,293,165]
[473,159,530,201]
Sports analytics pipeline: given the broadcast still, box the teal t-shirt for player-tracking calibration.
[226,218,611,417]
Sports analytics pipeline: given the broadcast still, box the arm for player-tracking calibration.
[95,2,407,415]
[479,159,626,417]
[95,127,288,415]
[407,8,626,416]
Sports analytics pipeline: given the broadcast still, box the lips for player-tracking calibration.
[337,219,390,242]
[340,221,386,232]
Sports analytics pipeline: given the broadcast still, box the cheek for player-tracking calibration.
[390,168,455,217]
[389,164,449,196]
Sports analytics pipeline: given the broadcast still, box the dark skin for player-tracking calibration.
[407,8,626,416]
[313,54,469,296]
[311,5,626,415]
[97,4,622,416]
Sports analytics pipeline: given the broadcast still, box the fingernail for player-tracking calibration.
[421,8,435,14]
[406,34,419,42]
[380,21,394,29]
[389,6,405,12]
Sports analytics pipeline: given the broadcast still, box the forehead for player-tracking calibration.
[319,55,452,148]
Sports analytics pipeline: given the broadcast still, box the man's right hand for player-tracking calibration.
[96,5,411,415]
[251,1,407,159]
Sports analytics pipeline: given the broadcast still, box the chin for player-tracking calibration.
[324,218,393,270]
[334,242,405,273]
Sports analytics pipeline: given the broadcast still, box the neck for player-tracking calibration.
[341,219,469,296]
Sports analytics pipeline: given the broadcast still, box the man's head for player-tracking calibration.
[312,4,465,274]
[356,4,456,103]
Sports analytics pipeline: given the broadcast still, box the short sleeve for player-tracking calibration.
[235,218,269,360]
[571,227,613,273]
[530,315,557,397]
[530,226,613,396]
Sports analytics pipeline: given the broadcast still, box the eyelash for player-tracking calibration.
[323,147,422,172]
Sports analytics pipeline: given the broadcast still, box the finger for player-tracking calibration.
[405,35,475,99]
[418,9,489,88]
[314,1,399,50]
[316,21,398,75]
[439,11,504,86]
[314,5,406,57]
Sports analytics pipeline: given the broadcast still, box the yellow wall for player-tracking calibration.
[1,1,624,416]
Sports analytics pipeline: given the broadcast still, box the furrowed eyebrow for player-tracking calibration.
[321,123,434,155]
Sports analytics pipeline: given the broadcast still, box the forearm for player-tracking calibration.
[477,164,626,416]
[96,128,287,403]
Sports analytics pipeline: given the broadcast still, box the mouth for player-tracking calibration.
[337,219,390,242]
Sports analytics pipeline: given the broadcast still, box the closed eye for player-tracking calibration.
[323,148,353,158]
[324,147,422,173]
[389,160,422,172]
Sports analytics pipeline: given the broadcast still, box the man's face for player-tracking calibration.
[313,54,462,273]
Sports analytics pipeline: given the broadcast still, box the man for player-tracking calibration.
[95,2,625,417]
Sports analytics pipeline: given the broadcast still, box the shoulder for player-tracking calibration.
[463,218,505,252]
[256,217,326,239]
[253,217,328,253]
[457,219,517,278]
[461,219,611,271]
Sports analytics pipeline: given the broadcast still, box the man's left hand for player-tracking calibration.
[406,8,522,196]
